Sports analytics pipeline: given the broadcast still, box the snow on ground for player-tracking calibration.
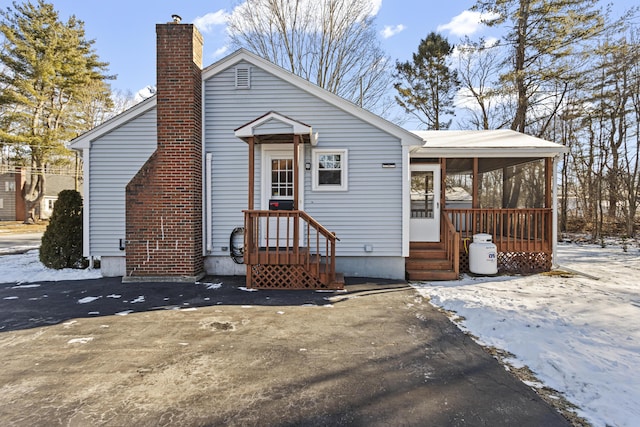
[1,242,638,426]
[411,242,640,427]
[0,249,102,283]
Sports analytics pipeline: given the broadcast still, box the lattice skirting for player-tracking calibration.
[249,264,327,289]
[459,251,552,275]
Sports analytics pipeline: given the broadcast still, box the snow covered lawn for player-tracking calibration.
[411,242,640,427]
[0,249,101,283]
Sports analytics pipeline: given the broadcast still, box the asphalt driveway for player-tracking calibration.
[0,276,570,426]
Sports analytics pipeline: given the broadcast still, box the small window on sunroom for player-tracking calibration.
[312,149,348,191]
[235,66,250,89]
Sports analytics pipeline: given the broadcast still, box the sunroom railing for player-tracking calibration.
[445,208,552,253]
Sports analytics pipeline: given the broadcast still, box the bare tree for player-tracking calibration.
[227,0,390,112]
[455,38,511,130]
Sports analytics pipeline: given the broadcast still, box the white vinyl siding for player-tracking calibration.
[204,61,402,257]
[88,108,157,256]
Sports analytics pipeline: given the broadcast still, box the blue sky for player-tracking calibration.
[43,0,637,96]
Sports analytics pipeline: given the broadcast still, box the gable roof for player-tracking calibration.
[70,96,157,150]
[411,130,568,158]
[71,48,424,150]
[203,49,423,146]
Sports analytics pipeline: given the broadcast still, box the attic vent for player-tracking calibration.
[235,66,250,89]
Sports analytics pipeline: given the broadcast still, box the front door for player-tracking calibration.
[410,164,441,242]
[261,147,302,247]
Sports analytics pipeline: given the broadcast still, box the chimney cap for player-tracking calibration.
[171,14,182,23]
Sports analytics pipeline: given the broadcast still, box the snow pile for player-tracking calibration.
[0,249,102,283]
[411,243,640,427]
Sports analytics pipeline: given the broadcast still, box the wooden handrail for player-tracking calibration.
[297,210,341,242]
[243,210,339,287]
[441,210,460,276]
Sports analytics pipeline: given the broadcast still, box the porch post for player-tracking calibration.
[293,134,300,210]
[552,156,559,268]
[293,134,300,255]
[440,158,447,210]
[545,157,552,209]
[472,158,479,208]
[248,136,255,210]
[246,136,255,288]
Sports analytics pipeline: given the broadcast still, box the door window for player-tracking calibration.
[411,170,434,218]
[271,158,293,198]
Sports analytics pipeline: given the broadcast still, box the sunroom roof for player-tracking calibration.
[410,129,568,158]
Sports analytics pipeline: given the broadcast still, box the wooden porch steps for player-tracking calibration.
[310,257,345,289]
[406,242,458,281]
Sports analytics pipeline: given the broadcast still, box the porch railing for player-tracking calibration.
[441,211,460,275]
[243,210,339,288]
[445,208,552,253]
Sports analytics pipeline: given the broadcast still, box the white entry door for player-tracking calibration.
[261,147,302,247]
[410,164,441,242]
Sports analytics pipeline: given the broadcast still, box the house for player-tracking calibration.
[71,20,567,288]
[0,166,79,221]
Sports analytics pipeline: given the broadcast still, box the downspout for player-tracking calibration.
[203,79,211,254]
[82,148,91,260]
[552,155,559,268]
[205,152,213,253]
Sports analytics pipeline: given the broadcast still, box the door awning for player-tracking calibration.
[234,111,318,145]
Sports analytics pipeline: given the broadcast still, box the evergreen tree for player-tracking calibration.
[393,32,459,130]
[474,0,605,133]
[0,1,112,221]
[40,189,85,269]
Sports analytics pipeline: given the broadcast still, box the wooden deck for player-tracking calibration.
[407,208,554,280]
[450,208,553,274]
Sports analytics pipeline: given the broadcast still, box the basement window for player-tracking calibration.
[235,66,251,89]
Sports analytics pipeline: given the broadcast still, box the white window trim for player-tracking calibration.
[312,149,348,191]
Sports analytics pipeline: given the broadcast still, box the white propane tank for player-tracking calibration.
[469,233,497,275]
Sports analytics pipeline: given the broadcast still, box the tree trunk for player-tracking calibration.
[510,0,530,133]
[22,168,45,223]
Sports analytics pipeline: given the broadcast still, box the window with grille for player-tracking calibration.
[312,149,348,191]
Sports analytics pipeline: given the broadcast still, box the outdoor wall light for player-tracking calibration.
[305,162,311,170]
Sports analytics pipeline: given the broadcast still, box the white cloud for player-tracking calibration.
[381,24,406,39]
[437,10,499,37]
[193,10,229,34]
[213,46,229,58]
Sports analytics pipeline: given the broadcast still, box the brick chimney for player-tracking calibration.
[124,19,204,282]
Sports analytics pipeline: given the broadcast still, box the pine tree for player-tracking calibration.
[40,189,85,269]
[393,32,459,130]
[0,0,112,221]
[474,0,605,134]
